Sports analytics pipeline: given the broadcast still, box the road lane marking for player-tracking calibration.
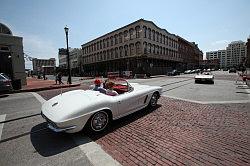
[31,92,46,104]
[34,92,121,166]
[73,135,121,166]
[0,114,6,141]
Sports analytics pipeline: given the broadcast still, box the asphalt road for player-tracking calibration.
[0,71,249,165]
[0,92,93,166]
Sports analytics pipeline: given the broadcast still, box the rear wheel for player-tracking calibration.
[89,111,109,132]
[149,92,159,107]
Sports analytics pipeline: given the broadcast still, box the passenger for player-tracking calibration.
[106,81,118,96]
[93,79,107,94]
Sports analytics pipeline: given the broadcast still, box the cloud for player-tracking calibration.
[211,40,230,46]
[15,32,58,69]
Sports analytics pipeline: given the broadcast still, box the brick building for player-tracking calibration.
[32,58,56,74]
[80,19,202,76]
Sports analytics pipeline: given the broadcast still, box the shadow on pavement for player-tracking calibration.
[30,122,89,157]
[30,105,161,156]
[85,104,161,141]
[0,94,9,98]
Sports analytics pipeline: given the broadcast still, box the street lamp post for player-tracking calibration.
[64,26,72,84]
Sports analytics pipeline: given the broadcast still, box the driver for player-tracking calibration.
[105,81,118,96]
[92,79,107,94]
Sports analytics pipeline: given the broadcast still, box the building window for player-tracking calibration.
[107,50,110,59]
[166,36,168,46]
[163,35,165,44]
[156,32,159,42]
[124,45,128,56]
[111,49,114,59]
[153,45,155,54]
[119,32,123,43]
[110,36,113,46]
[124,30,128,41]
[129,44,134,56]
[115,48,118,58]
[143,42,147,54]
[129,28,134,40]
[143,26,147,38]
[100,41,102,49]
[148,28,151,40]
[97,42,99,50]
[115,35,118,44]
[106,38,109,47]
[148,43,151,53]
[119,46,123,57]
[152,30,155,41]
[136,42,141,54]
[103,51,106,60]
[159,34,162,43]
[103,39,106,48]
[135,26,140,38]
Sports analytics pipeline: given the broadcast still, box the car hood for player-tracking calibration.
[41,90,109,122]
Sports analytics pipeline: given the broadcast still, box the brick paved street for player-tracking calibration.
[86,97,250,166]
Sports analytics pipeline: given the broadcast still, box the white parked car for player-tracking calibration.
[41,78,163,133]
[194,72,214,84]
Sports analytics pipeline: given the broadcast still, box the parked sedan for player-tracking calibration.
[194,72,214,84]
[0,73,12,93]
[41,78,163,133]
[167,70,180,76]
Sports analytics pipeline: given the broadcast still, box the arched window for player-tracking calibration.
[129,28,134,40]
[129,43,134,56]
[114,34,118,44]
[106,37,109,47]
[110,49,114,59]
[135,26,140,38]
[156,45,159,54]
[100,40,102,49]
[103,39,106,48]
[143,26,147,38]
[124,45,128,56]
[159,34,162,43]
[110,36,113,46]
[153,44,155,54]
[152,30,155,41]
[148,43,151,53]
[107,50,110,60]
[160,46,162,55]
[124,30,128,41]
[119,46,123,57]
[148,28,151,40]
[136,42,141,54]
[156,32,159,42]
[115,48,118,58]
[163,35,165,44]
[119,32,123,43]
[103,51,106,60]
[143,42,147,54]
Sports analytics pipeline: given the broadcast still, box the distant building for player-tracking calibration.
[206,50,226,68]
[0,23,26,85]
[245,37,250,68]
[80,19,202,76]
[226,41,246,68]
[206,41,246,69]
[58,48,67,69]
[32,58,56,74]
[58,48,82,76]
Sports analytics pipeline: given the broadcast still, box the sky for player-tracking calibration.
[1,0,249,69]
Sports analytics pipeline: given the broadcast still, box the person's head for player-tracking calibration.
[106,81,115,90]
[94,79,101,87]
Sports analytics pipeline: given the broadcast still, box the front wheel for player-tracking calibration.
[149,92,159,107]
[89,111,109,132]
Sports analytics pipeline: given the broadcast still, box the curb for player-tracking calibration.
[1,83,81,94]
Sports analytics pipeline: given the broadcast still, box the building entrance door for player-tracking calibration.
[0,51,13,79]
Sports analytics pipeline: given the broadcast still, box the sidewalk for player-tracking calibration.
[19,77,80,92]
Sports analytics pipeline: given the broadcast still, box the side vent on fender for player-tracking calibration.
[144,95,148,104]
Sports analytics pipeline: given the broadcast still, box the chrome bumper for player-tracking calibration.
[47,123,76,132]
[41,112,76,132]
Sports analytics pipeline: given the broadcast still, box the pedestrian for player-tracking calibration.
[55,73,58,84]
[58,72,63,84]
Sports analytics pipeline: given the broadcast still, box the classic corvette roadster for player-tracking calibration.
[194,72,214,84]
[41,78,163,133]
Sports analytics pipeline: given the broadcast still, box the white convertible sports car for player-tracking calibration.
[41,78,162,133]
[194,72,214,84]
